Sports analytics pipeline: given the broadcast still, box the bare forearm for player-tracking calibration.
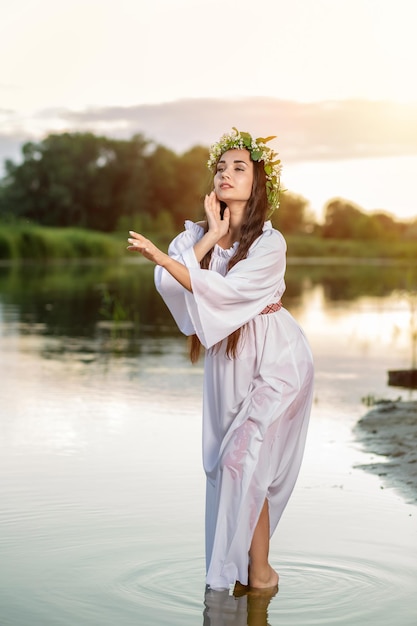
[193,231,219,263]
[193,192,230,262]
[160,254,192,292]
[127,230,191,291]
[127,217,221,292]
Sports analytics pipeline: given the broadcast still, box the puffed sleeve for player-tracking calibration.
[154,220,204,336]
[181,229,286,348]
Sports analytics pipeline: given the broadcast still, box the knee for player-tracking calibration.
[220,419,259,479]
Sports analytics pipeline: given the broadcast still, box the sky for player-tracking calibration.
[1,0,417,220]
[2,0,417,111]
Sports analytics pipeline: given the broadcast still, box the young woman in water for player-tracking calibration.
[128,128,314,591]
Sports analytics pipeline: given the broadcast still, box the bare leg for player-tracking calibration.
[248,499,279,589]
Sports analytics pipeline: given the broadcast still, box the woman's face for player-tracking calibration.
[213,149,254,205]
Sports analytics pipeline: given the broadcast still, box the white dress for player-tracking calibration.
[154,220,314,590]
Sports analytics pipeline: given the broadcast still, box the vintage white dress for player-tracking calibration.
[154,220,314,590]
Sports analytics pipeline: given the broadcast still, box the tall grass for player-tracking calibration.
[1,223,416,261]
[286,235,417,261]
[0,223,122,260]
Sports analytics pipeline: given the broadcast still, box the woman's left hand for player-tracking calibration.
[204,191,230,241]
[127,231,166,265]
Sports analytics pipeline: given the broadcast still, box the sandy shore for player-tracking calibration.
[354,400,417,503]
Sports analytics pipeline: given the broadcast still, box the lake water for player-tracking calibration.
[0,258,416,626]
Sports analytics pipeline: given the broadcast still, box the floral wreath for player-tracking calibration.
[207,127,282,213]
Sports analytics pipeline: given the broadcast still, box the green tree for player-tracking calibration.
[322,198,378,240]
[173,145,212,224]
[0,132,150,231]
[271,190,310,234]
[369,211,403,241]
[404,219,417,240]
[142,144,210,230]
[143,145,180,224]
[91,133,150,230]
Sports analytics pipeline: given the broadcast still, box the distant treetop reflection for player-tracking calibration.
[0,259,415,358]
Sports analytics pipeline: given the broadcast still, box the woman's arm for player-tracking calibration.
[193,191,230,262]
[127,231,192,291]
[127,192,230,289]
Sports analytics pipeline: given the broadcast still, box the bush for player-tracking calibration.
[0,223,121,260]
[0,230,15,259]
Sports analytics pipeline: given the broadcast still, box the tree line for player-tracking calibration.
[0,131,416,241]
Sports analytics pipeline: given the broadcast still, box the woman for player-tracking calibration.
[127,128,314,592]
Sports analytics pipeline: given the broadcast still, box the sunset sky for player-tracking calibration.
[1,0,416,220]
[2,0,417,112]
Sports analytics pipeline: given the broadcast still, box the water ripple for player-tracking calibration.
[116,555,205,617]
[114,550,416,625]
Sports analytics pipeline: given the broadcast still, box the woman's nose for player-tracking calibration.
[221,168,231,179]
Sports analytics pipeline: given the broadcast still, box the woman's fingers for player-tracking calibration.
[205,191,220,214]
[204,192,212,214]
[205,192,223,231]
[127,230,167,267]
[222,206,230,225]
[127,230,152,254]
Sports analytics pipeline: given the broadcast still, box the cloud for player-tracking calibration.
[0,134,26,170]
[1,98,417,168]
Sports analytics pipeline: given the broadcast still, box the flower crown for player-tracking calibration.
[207,127,282,213]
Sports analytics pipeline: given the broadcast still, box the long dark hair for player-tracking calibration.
[189,157,269,363]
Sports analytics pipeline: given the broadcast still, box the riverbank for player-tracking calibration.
[1,223,417,261]
[354,400,417,503]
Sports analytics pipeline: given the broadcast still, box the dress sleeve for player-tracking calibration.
[182,229,286,348]
[154,220,204,336]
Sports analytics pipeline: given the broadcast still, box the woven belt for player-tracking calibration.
[260,301,282,315]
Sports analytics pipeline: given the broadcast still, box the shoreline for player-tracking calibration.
[1,224,417,262]
[354,400,417,504]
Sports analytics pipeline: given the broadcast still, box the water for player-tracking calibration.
[0,259,416,625]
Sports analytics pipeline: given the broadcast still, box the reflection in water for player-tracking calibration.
[0,258,416,359]
[203,585,278,626]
